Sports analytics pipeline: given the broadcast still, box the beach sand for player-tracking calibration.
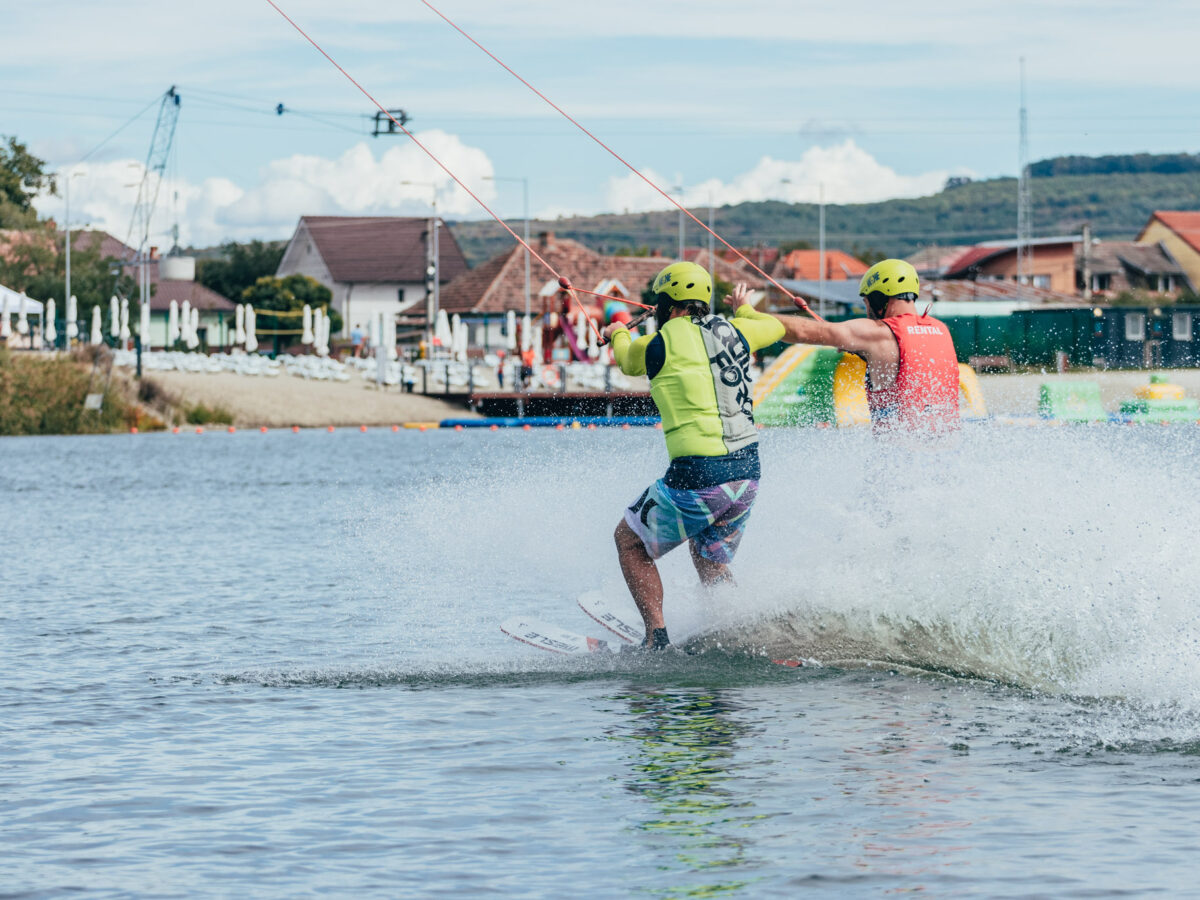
[150,370,475,427]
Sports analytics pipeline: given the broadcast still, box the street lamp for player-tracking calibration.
[402,180,439,347]
[484,175,531,322]
[673,183,685,259]
[62,168,84,352]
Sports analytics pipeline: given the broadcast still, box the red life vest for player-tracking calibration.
[866,313,960,430]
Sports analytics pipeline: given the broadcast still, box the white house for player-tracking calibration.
[275,216,470,337]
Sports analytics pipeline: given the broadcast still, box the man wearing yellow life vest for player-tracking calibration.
[600,261,785,649]
[752,258,959,432]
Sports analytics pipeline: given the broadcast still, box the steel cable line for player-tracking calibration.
[262,0,666,340]
[416,0,821,319]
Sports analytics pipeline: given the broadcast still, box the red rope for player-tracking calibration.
[263,0,606,341]
[418,0,823,321]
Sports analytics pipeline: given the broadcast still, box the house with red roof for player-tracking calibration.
[778,249,868,282]
[1135,211,1200,292]
[941,236,1078,293]
[276,216,469,337]
[439,233,767,348]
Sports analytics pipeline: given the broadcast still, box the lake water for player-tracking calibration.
[4,426,1200,897]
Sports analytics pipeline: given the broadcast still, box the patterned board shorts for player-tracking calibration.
[623,478,759,564]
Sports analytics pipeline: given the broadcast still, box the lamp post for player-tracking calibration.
[62,168,84,352]
[484,175,531,323]
[674,183,685,259]
[403,180,439,348]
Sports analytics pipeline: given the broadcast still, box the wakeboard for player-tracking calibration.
[499,618,616,655]
[577,595,643,645]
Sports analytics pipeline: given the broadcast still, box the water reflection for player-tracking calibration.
[608,688,767,897]
[830,705,978,887]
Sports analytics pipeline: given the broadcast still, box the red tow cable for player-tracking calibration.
[418,0,824,322]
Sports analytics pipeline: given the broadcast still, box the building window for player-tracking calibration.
[1091,274,1111,292]
[1173,312,1193,341]
[397,288,405,305]
[1032,274,1051,289]
[1124,312,1146,341]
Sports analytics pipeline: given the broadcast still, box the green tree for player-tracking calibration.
[0,136,54,229]
[196,240,286,302]
[241,274,341,352]
[0,225,136,324]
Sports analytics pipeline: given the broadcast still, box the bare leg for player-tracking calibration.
[614,519,664,634]
[689,540,735,587]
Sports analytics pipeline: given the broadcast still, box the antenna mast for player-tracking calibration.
[1016,59,1032,286]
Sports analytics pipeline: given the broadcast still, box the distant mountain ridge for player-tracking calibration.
[450,153,1200,267]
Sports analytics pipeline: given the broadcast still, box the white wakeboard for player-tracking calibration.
[500,618,615,655]
[577,595,643,645]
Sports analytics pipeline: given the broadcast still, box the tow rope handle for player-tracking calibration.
[598,309,654,347]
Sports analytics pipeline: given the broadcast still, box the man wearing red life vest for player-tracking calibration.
[748,259,959,431]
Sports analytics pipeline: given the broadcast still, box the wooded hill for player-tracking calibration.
[449,154,1200,267]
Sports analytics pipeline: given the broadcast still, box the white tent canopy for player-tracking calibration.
[0,284,44,315]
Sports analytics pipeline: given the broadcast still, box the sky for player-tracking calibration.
[4,0,1199,250]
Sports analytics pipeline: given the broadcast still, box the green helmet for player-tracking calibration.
[652,261,713,304]
[859,259,920,300]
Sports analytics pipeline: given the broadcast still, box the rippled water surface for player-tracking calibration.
[5,426,1200,897]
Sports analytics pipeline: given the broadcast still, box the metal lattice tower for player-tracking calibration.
[1016,59,1032,286]
[125,86,182,265]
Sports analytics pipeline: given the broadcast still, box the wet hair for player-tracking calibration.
[654,292,710,328]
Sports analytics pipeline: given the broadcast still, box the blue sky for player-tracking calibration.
[4,0,1198,248]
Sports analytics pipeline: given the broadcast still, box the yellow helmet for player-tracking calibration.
[651,261,713,304]
[859,259,920,300]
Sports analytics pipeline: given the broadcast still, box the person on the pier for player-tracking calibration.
[601,262,784,650]
[757,258,959,433]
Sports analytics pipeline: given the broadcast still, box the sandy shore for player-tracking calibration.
[977,369,1200,416]
[151,370,475,427]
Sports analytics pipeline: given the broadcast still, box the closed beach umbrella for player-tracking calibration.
[235,303,246,345]
[532,317,543,362]
[521,313,532,352]
[387,313,398,361]
[450,314,463,361]
[366,313,377,350]
[311,308,323,355]
[587,315,599,359]
[245,304,258,352]
[66,294,78,339]
[168,300,180,344]
[187,306,199,350]
[434,309,451,350]
[90,305,101,344]
[119,298,130,342]
[318,309,330,357]
[17,293,29,335]
[45,298,57,346]
[180,300,191,346]
[506,310,517,351]
[139,299,151,348]
[1,293,10,338]
[301,304,313,345]
[109,296,118,339]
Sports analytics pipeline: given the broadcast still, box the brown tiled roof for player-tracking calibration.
[905,245,971,275]
[71,230,137,260]
[925,279,1083,304]
[150,280,236,312]
[440,236,766,315]
[299,216,469,284]
[1081,241,1183,276]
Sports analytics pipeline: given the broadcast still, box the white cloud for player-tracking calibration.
[605,140,968,213]
[34,131,497,247]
